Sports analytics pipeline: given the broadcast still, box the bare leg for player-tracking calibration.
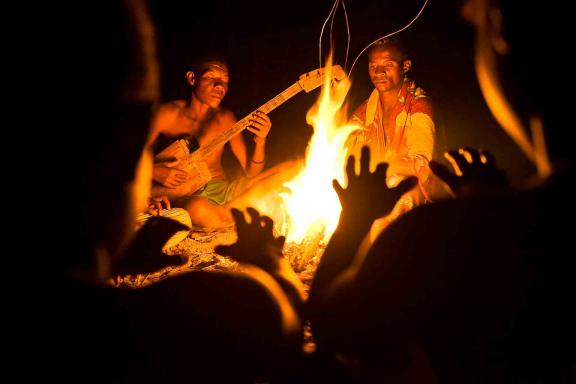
[181,196,234,228]
[177,160,303,230]
[222,160,303,229]
[230,160,303,204]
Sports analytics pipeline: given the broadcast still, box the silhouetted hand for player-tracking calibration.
[216,207,285,272]
[334,146,418,224]
[429,148,508,197]
[113,216,188,276]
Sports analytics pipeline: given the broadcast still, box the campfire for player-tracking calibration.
[118,60,361,288]
[240,59,361,271]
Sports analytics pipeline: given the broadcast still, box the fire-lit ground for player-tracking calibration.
[115,227,324,293]
[226,60,363,267]
[119,58,429,287]
[115,226,322,353]
[118,61,351,289]
[118,60,409,288]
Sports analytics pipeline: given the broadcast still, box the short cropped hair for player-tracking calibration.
[369,37,410,61]
[188,55,229,76]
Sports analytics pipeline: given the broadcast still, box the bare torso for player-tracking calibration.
[194,110,235,180]
[152,100,236,180]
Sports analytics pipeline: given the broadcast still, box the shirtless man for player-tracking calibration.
[149,57,273,228]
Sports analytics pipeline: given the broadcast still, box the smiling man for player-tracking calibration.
[149,57,272,228]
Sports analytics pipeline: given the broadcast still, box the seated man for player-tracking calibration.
[307,0,576,381]
[350,37,436,210]
[149,57,282,228]
[51,2,303,382]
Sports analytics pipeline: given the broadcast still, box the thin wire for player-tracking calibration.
[318,0,351,70]
[330,1,336,47]
[342,0,351,70]
[348,0,430,77]
[319,0,340,68]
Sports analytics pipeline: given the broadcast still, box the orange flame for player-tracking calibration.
[280,57,360,243]
[232,57,360,258]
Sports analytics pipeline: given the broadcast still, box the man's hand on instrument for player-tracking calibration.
[153,164,188,188]
[247,110,271,143]
[147,195,171,216]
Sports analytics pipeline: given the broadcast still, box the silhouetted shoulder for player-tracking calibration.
[358,185,573,319]
[117,269,301,381]
[129,269,299,339]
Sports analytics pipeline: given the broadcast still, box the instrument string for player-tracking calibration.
[319,0,351,70]
[348,0,429,77]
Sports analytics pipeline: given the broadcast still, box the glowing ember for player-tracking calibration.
[280,58,360,244]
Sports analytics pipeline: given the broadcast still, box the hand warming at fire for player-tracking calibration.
[429,148,508,198]
[217,207,285,270]
[334,146,418,226]
[309,147,418,298]
[216,207,305,309]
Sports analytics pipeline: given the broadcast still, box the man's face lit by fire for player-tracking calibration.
[192,62,230,108]
[368,47,407,93]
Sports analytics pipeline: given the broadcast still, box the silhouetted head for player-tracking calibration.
[58,0,159,281]
[461,0,572,165]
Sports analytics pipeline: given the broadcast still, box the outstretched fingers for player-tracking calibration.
[334,152,357,199]
[479,149,496,165]
[445,150,467,175]
[461,147,481,165]
[246,207,261,226]
[345,152,356,179]
[374,161,389,179]
[261,214,274,231]
[334,146,407,221]
[332,178,344,197]
[230,207,248,229]
[360,146,371,174]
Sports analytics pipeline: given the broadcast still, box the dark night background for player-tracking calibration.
[148,0,535,183]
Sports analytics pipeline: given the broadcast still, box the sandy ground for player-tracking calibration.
[116,227,323,292]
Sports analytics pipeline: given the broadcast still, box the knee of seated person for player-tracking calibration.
[192,208,232,228]
[181,198,230,227]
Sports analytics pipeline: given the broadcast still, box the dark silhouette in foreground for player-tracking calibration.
[307,0,576,380]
